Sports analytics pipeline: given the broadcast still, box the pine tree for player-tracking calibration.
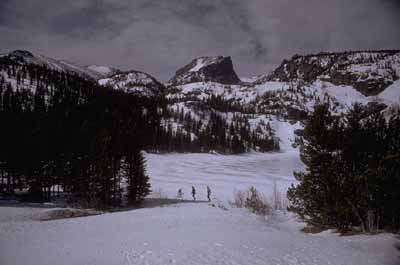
[288,103,400,231]
[287,104,348,228]
[126,150,151,205]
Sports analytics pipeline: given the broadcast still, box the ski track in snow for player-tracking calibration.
[0,149,398,265]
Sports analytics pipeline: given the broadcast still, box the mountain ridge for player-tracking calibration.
[0,50,119,80]
[1,48,399,153]
[256,49,400,96]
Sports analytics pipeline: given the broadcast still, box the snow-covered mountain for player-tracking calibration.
[252,50,400,118]
[99,71,165,98]
[165,56,282,152]
[168,56,242,86]
[0,50,118,80]
[166,56,261,104]
[164,51,400,151]
[256,50,400,96]
[1,48,399,152]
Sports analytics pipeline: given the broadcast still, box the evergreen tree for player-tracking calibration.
[126,151,151,205]
[288,103,400,231]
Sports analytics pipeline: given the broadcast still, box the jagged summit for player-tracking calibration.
[168,56,241,86]
[257,50,400,96]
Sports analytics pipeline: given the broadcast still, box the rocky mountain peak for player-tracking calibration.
[168,56,241,86]
[258,50,400,96]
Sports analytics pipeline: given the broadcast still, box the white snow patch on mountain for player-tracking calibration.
[3,50,114,80]
[169,82,257,103]
[239,76,259,83]
[98,71,162,97]
[189,58,207,72]
[254,81,290,95]
[87,65,116,76]
[378,80,400,103]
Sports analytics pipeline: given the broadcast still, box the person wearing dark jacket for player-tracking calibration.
[192,186,196,201]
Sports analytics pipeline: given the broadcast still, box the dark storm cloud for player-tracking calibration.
[45,1,124,39]
[0,0,133,40]
[0,0,399,80]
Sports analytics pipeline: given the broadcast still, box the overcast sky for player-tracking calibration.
[0,0,399,80]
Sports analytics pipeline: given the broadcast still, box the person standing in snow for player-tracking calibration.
[177,189,183,200]
[207,186,211,202]
[192,186,196,201]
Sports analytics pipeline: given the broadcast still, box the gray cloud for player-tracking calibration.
[0,0,399,80]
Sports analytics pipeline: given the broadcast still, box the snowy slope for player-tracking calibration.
[167,82,257,104]
[98,71,165,97]
[378,79,400,104]
[259,50,400,96]
[254,78,400,117]
[1,50,117,80]
[87,65,118,77]
[251,51,400,119]
[240,76,260,83]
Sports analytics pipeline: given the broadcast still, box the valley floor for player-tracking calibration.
[0,151,398,265]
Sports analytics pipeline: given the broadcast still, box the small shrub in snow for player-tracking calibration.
[272,181,289,211]
[232,187,272,216]
[232,190,246,208]
[301,226,326,234]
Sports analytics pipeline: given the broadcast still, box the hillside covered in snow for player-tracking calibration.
[0,50,118,80]
[1,49,399,153]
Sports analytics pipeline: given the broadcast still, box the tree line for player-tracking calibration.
[0,58,157,208]
[151,101,278,154]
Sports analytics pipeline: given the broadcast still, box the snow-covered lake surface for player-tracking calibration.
[147,150,303,202]
[0,150,398,265]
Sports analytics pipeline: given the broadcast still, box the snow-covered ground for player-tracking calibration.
[0,131,398,264]
[0,201,397,265]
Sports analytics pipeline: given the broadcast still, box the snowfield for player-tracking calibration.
[147,150,303,203]
[0,128,398,265]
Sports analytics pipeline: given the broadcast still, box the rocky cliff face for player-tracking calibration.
[260,50,400,96]
[168,56,242,86]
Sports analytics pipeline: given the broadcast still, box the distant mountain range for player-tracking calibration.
[1,49,399,152]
